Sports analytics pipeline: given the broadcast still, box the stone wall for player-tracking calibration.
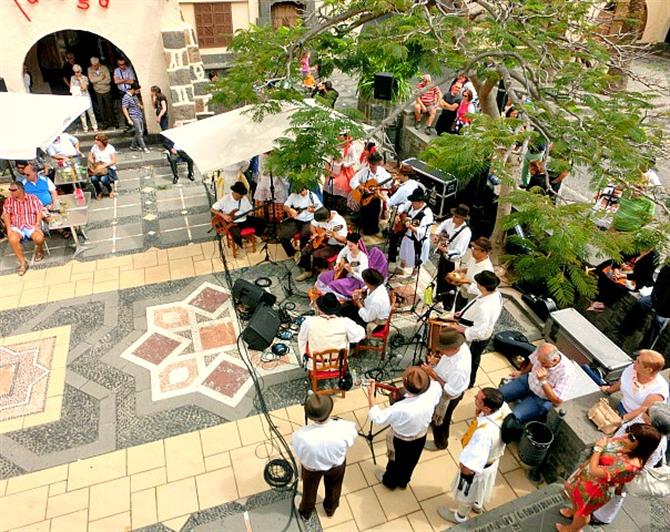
[161,25,213,127]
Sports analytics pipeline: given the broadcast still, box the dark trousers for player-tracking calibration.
[299,461,346,518]
[229,216,266,246]
[298,243,342,273]
[168,150,194,179]
[383,434,426,489]
[278,219,311,257]
[95,91,114,127]
[436,255,457,301]
[469,339,490,388]
[159,114,169,131]
[358,198,382,235]
[430,393,464,449]
[388,231,402,263]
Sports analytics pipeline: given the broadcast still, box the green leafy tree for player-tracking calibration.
[213,0,668,305]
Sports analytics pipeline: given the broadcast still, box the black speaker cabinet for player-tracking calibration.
[232,279,276,311]
[242,304,281,351]
[374,72,395,101]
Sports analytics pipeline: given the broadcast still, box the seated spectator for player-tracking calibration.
[46,133,82,162]
[499,342,575,422]
[587,249,657,312]
[312,81,339,108]
[88,133,118,200]
[453,89,476,133]
[601,350,668,422]
[163,138,194,184]
[1,182,45,275]
[414,74,441,135]
[16,160,58,210]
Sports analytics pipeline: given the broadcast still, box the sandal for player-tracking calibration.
[34,249,44,263]
[559,508,574,519]
[17,263,28,276]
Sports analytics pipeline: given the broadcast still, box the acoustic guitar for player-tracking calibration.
[392,213,421,234]
[210,204,265,235]
[351,175,394,206]
[306,224,344,251]
[334,258,360,280]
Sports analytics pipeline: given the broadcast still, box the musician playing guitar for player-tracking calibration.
[340,268,390,334]
[350,152,391,235]
[278,187,323,262]
[296,207,348,282]
[387,188,434,274]
[432,204,472,304]
[210,181,267,246]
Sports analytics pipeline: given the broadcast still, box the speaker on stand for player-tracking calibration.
[373,73,396,101]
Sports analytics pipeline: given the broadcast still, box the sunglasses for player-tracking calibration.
[625,426,637,442]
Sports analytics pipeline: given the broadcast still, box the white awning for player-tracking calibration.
[161,104,297,174]
[161,101,374,174]
[0,93,90,160]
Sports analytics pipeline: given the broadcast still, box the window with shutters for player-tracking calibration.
[194,2,233,48]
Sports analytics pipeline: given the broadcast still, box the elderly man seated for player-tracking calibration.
[499,342,575,422]
[16,160,59,211]
[2,182,45,275]
[46,133,82,162]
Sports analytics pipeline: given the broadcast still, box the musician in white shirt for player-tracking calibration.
[350,152,391,235]
[278,187,322,260]
[295,207,348,282]
[344,268,391,333]
[433,204,472,303]
[298,293,365,369]
[447,271,503,388]
[210,182,266,246]
[293,393,358,519]
[449,237,495,310]
[387,172,423,207]
[421,330,471,450]
[388,188,434,272]
[367,366,442,490]
[440,388,511,523]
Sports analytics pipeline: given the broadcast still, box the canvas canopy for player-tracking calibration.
[0,93,91,160]
[161,101,374,174]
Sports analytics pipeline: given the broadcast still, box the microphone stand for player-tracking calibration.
[257,170,279,266]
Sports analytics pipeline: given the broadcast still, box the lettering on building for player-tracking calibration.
[13,0,110,22]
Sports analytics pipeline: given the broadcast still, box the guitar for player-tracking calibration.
[334,258,361,280]
[307,224,345,251]
[351,287,367,304]
[392,213,421,234]
[285,205,314,219]
[211,204,265,235]
[373,381,403,403]
[351,175,395,206]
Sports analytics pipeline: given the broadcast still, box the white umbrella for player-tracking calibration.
[0,93,90,160]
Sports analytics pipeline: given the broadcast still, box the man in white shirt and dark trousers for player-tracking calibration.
[440,387,511,523]
[278,187,322,259]
[350,153,391,235]
[449,237,494,311]
[387,188,433,273]
[341,268,391,333]
[433,204,472,305]
[367,366,442,490]
[421,330,471,450]
[210,182,266,247]
[292,393,357,520]
[448,271,503,388]
[296,207,348,282]
[387,171,422,208]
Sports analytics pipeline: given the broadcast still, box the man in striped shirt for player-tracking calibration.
[414,74,441,135]
[122,82,149,153]
[2,181,45,275]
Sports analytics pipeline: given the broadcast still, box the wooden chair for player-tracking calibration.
[225,227,257,258]
[353,290,397,360]
[306,348,348,398]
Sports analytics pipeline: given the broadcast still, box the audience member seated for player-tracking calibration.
[46,133,82,162]
[601,349,668,422]
[163,138,195,184]
[16,160,58,210]
[587,249,657,312]
[499,343,575,422]
[88,133,118,199]
[1,182,45,275]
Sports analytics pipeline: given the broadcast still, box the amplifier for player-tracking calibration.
[543,308,631,383]
[402,157,457,217]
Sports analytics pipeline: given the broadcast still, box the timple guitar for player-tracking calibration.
[351,175,394,206]
[306,224,344,251]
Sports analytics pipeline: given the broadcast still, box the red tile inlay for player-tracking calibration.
[188,287,229,313]
[153,306,190,330]
[202,360,249,397]
[134,333,181,365]
[199,322,236,350]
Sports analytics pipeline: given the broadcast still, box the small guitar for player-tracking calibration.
[392,213,421,234]
[334,258,360,280]
[285,205,314,219]
[307,224,345,251]
[351,175,394,206]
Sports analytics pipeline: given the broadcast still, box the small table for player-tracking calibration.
[54,161,88,187]
[48,194,90,257]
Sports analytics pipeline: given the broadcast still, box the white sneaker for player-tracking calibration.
[437,506,467,523]
[374,468,385,484]
[424,440,439,451]
[472,503,483,514]
[143,148,150,153]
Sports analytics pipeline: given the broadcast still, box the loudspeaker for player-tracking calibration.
[242,304,281,351]
[232,279,276,311]
[373,72,395,101]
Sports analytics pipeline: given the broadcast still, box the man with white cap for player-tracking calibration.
[292,393,357,520]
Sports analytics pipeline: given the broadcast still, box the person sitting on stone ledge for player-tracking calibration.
[600,349,668,422]
[499,342,575,423]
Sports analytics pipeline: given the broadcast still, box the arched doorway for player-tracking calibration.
[271,2,304,29]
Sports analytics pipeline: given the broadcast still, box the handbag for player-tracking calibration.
[626,464,670,498]
[587,398,622,435]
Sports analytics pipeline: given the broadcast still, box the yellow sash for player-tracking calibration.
[460,418,481,448]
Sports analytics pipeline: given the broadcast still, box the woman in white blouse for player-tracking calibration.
[315,232,369,299]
